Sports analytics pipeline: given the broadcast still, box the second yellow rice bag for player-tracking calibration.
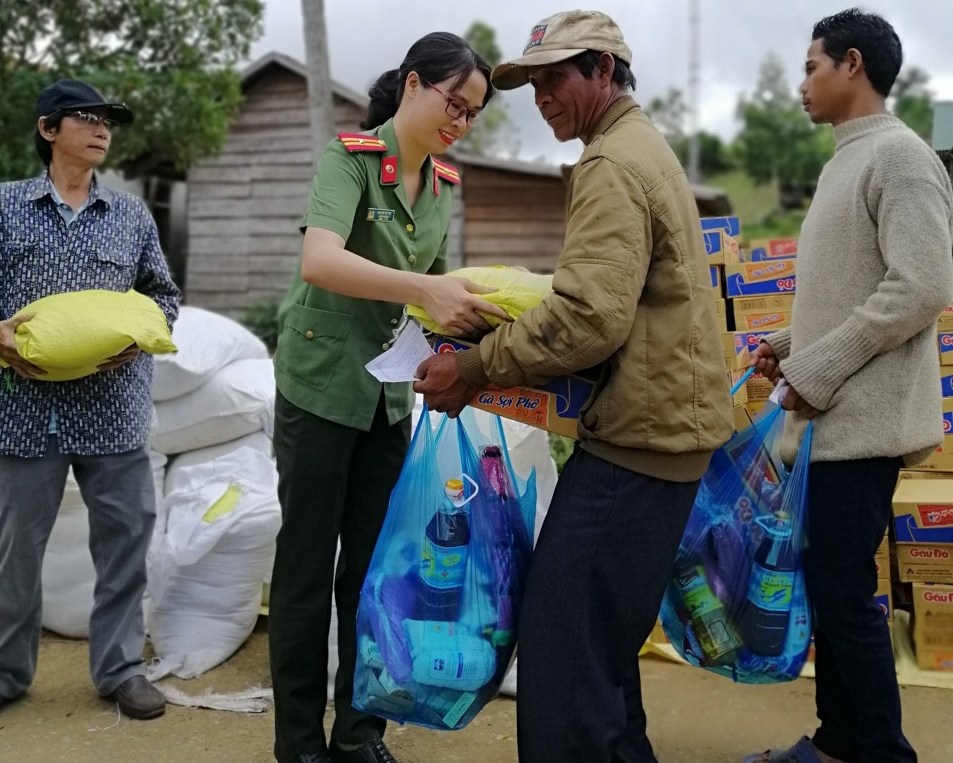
[407,265,553,334]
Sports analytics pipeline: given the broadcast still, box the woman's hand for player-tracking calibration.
[419,276,512,337]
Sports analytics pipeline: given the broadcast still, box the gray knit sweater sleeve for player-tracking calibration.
[780,116,953,411]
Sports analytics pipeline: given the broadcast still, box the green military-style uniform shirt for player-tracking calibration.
[274,118,461,430]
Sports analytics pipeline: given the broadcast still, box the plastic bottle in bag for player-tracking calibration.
[405,619,497,691]
[416,478,471,621]
[479,445,518,645]
[673,563,742,664]
[740,511,795,656]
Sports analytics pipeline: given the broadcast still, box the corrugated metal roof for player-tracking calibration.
[932,101,953,151]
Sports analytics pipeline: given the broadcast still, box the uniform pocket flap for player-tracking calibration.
[284,303,352,341]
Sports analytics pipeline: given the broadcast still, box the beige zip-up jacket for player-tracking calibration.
[457,96,733,482]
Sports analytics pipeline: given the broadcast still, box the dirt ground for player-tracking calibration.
[2,619,951,763]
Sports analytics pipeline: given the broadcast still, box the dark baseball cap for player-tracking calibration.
[35,79,134,124]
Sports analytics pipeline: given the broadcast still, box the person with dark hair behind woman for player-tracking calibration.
[268,32,506,763]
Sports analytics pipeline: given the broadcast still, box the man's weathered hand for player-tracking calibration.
[749,341,782,382]
[780,383,820,419]
[0,315,46,379]
[413,353,477,418]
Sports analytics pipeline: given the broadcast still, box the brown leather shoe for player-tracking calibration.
[106,675,166,720]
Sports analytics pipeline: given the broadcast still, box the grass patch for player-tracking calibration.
[706,170,808,241]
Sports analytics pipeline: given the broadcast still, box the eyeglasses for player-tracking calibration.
[426,83,480,125]
[64,110,119,131]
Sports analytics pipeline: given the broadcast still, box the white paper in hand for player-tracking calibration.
[769,380,789,406]
[365,321,435,382]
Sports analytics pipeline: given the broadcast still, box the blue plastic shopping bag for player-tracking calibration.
[659,402,814,683]
[353,406,536,729]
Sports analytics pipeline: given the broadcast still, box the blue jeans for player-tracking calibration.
[807,457,916,763]
[0,436,155,699]
[516,447,700,763]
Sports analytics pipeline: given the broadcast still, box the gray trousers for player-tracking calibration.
[0,436,155,700]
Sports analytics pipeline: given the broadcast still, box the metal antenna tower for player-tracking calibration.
[687,0,701,183]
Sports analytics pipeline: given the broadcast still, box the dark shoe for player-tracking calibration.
[105,675,166,720]
[330,737,399,763]
[742,736,829,763]
[274,739,334,763]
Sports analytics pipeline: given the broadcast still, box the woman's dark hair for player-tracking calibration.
[812,8,902,97]
[568,50,636,92]
[362,31,494,129]
[34,112,64,166]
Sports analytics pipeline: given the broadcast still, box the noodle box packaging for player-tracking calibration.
[747,238,798,262]
[892,478,953,544]
[725,261,797,298]
[912,583,953,670]
[430,335,599,440]
[704,230,741,266]
[700,215,741,237]
[896,543,953,584]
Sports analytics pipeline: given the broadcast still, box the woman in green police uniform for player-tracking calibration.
[269,33,506,763]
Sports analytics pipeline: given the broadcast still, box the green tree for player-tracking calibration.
[733,53,832,207]
[644,88,733,178]
[892,66,933,141]
[0,0,264,180]
[645,87,688,144]
[459,20,517,157]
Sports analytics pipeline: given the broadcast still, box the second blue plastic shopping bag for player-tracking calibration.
[659,402,814,683]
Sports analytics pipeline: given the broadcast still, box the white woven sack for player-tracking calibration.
[152,306,268,402]
[150,358,275,455]
[164,431,273,497]
[146,447,281,679]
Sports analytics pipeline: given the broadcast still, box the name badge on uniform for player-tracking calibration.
[366,207,396,222]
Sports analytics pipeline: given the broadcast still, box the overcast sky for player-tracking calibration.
[249,1,953,164]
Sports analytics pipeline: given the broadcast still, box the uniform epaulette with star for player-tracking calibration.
[337,132,387,152]
[431,157,461,185]
[431,157,461,196]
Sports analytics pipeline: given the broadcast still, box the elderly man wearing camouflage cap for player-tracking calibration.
[415,10,733,763]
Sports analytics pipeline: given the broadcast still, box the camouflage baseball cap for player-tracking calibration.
[491,10,633,90]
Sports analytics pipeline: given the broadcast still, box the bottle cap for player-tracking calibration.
[444,478,465,504]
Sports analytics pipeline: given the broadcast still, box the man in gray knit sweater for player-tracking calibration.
[748,9,953,763]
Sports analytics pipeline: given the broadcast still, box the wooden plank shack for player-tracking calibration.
[184,52,366,315]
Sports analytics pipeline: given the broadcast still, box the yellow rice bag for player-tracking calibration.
[407,266,553,334]
[0,289,177,381]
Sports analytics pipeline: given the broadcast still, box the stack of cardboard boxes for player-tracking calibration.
[884,305,953,671]
[893,468,953,671]
[701,216,798,428]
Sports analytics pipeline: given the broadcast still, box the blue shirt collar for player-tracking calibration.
[26,173,115,208]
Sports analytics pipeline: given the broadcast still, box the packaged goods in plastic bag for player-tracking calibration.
[146,447,281,679]
[0,289,176,381]
[406,266,552,335]
[353,406,536,729]
[659,403,814,683]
